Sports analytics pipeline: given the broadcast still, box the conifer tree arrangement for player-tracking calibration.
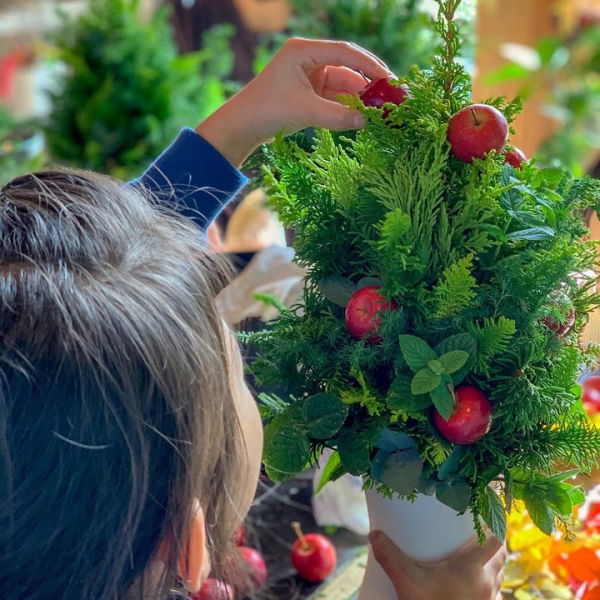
[251,0,600,543]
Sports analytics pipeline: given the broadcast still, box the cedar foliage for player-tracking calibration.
[251,0,600,540]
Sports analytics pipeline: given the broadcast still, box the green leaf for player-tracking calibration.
[337,429,371,476]
[568,487,586,507]
[436,479,472,512]
[398,335,438,372]
[507,226,555,241]
[411,368,442,394]
[522,487,554,535]
[480,487,507,541]
[435,334,477,384]
[318,276,357,307]
[545,484,573,516]
[263,415,311,482]
[315,451,346,494]
[304,393,349,439]
[417,473,437,496]
[430,376,455,420]
[438,447,464,480]
[387,373,432,411]
[427,360,445,376]
[438,351,469,375]
[371,448,424,496]
[375,429,415,452]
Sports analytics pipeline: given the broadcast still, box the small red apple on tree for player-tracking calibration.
[447,104,509,163]
[345,285,395,342]
[504,147,527,169]
[360,76,411,117]
[582,375,600,416]
[290,522,337,583]
[433,386,493,445]
[192,578,234,600]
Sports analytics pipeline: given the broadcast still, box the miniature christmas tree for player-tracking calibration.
[251,0,600,543]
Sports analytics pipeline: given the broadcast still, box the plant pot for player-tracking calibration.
[357,489,477,600]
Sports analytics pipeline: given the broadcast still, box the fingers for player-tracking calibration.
[307,97,366,131]
[309,66,370,100]
[283,38,391,81]
[369,530,411,578]
[456,531,504,565]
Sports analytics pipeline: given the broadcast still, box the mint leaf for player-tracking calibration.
[438,350,469,374]
[398,335,437,372]
[387,373,432,411]
[522,486,554,535]
[568,486,586,507]
[436,479,472,512]
[318,275,356,307]
[263,416,311,482]
[430,376,455,420]
[304,393,349,439]
[315,451,346,494]
[507,226,555,241]
[371,448,423,496]
[435,334,477,384]
[427,359,445,376]
[481,487,506,541]
[337,429,371,476]
[411,368,441,394]
[545,484,573,516]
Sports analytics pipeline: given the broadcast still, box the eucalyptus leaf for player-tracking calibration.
[357,277,383,289]
[318,275,357,307]
[304,393,349,439]
[438,447,464,480]
[417,473,437,496]
[436,479,472,512]
[375,429,415,452]
[398,335,437,372]
[371,448,423,496]
[411,368,441,394]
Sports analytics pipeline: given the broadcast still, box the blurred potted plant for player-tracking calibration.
[45,0,239,179]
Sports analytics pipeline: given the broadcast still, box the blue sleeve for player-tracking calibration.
[129,127,248,231]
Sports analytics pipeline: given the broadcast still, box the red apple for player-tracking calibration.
[433,386,493,445]
[192,578,234,600]
[360,77,411,117]
[345,286,394,342]
[544,307,576,336]
[233,523,245,546]
[447,104,509,163]
[504,147,527,169]
[238,546,267,589]
[290,523,337,583]
[583,376,600,415]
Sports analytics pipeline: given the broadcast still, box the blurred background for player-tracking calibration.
[3,2,600,598]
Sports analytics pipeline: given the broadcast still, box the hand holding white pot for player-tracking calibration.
[370,529,506,600]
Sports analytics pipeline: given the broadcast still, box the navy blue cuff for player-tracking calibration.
[130,127,248,231]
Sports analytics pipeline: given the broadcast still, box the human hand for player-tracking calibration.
[195,38,391,167]
[370,529,506,600]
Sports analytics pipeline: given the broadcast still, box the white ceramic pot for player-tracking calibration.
[357,489,477,600]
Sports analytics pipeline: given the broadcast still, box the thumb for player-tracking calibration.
[369,530,415,585]
[307,97,366,131]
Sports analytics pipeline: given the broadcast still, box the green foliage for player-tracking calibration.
[45,0,239,178]
[251,0,600,540]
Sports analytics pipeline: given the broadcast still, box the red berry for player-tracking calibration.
[345,286,394,342]
[433,386,493,445]
[291,533,337,583]
[192,578,234,600]
[359,77,411,117]
[544,307,575,336]
[504,147,527,169]
[447,104,509,163]
[233,523,245,546]
[238,546,267,589]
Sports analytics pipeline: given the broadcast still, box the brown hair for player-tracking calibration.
[0,170,245,599]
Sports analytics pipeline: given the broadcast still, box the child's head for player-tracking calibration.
[0,171,262,599]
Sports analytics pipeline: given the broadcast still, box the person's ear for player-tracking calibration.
[178,503,208,594]
[207,222,224,253]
